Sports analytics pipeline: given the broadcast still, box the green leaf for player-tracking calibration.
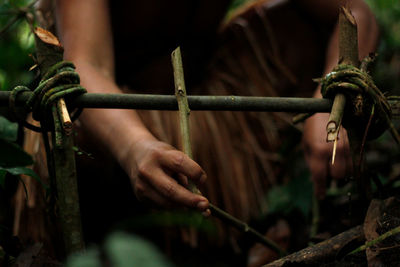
[65,248,102,267]
[0,116,18,141]
[0,139,33,168]
[105,232,174,267]
[266,175,312,217]
[0,166,48,190]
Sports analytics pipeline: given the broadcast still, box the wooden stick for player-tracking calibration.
[266,226,364,266]
[34,27,84,254]
[326,6,360,159]
[171,47,285,256]
[326,94,346,142]
[34,27,72,134]
[57,98,73,135]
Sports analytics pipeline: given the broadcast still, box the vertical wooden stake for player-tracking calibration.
[34,27,84,254]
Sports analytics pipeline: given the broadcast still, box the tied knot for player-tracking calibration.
[319,61,391,140]
[9,61,86,132]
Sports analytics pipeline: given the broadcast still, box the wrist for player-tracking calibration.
[111,125,156,172]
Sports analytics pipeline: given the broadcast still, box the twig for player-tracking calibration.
[171,47,285,256]
[0,15,22,38]
[358,105,374,173]
[350,225,400,255]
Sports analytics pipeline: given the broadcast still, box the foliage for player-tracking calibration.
[0,0,35,91]
[0,115,17,141]
[365,0,400,94]
[0,115,45,191]
[65,232,174,267]
[266,173,313,217]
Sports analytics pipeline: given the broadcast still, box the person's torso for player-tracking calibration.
[109,0,232,91]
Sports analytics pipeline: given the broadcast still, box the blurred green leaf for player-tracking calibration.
[0,0,35,91]
[104,232,173,267]
[65,248,102,267]
[0,138,32,168]
[0,115,18,141]
[266,175,313,217]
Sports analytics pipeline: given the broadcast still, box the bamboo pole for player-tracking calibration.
[0,91,331,112]
[34,27,84,254]
[326,7,359,144]
[337,7,371,201]
[172,47,285,256]
[3,91,400,116]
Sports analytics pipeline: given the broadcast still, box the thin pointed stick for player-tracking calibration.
[171,47,285,256]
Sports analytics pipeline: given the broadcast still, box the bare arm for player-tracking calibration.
[55,0,209,211]
[299,0,379,198]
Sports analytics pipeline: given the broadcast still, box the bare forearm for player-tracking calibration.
[73,61,156,168]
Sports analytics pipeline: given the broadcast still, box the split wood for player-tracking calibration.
[172,46,285,256]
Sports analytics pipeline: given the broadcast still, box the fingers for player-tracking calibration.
[159,150,207,186]
[132,143,209,212]
[142,167,209,211]
[134,177,175,208]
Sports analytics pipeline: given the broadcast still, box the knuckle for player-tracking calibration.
[150,147,163,159]
[137,164,149,177]
[171,153,185,169]
[162,182,176,198]
[134,182,146,199]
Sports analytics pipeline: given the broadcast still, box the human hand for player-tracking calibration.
[302,113,352,199]
[123,138,210,214]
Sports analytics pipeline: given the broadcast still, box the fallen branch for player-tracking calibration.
[265,225,364,267]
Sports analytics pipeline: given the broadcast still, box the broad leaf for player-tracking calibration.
[0,139,33,168]
[0,116,18,142]
[105,232,173,267]
[0,167,47,190]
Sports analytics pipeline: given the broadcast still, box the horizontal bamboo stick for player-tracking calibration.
[0,91,332,112]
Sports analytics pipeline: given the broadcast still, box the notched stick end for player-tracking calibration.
[340,6,357,26]
[326,121,340,142]
[34,27,62,48]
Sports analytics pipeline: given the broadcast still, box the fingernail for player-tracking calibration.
[199,173,207,184]
[202,209,211,217]
[197,200,209,211]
